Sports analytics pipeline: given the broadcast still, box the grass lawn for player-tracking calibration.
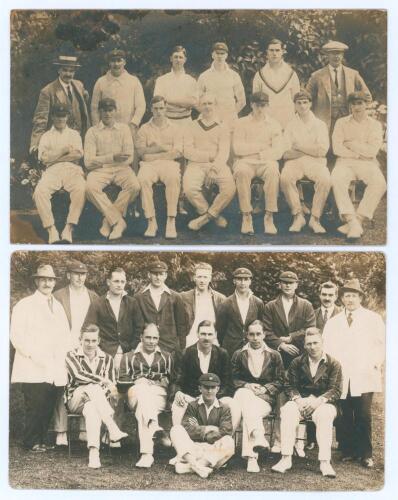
[8,393,384,491]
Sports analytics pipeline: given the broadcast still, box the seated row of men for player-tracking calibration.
[10,259,385,477]
[34,89,385,244]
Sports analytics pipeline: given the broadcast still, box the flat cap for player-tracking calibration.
[51,103,71,116]
[212,42,228,53]
[67,260,88,273]
[98,97,117,110]
[293,90,312,102]
[199,373,221,387]
[347,91,370,104]
[279,271,299,283]
[32,264,59,279]
[322,41,349,52]
[233,267,253,278]
[53,55,81,67]
[147,260,168,273]
[107,48,126,60]
[250,91,269,104]
[341,278,364,295]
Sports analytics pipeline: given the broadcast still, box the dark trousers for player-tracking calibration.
[339,390,374,459]
[21,382,58,449]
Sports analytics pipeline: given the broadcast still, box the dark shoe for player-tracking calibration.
[361,458,374,468]
[153,429,171,448]
[29,444,46,453]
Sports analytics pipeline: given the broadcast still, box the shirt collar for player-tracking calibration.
[106,69,128,81]
[294,110,317,125]
[106,290,127,300]
[235,290,253,300]
[242,341,273,353]
[197,395,220,408]
[143,284,171,295]
[34,289,54,304]
[321,304,334,313]
[75,345,106,359]
[345,306,363,318]
[308,352,327,365]
[197,113,221,126]
[58,78,72,92]
[134,342,161,355]
[149,117,172,130]
[210,62,229,72]
[49,125,71,134]
[98,121,121,130]
[328,64,342,74]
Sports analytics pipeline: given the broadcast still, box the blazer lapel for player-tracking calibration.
[198,404,208,425]
[321,67,332,101]
[287,296,299,329]
[157,291,169,313]
[105,297,117,323]
[231,295,244,326]
[55,80,68,105]
[275,295,289,329]
[313,358,328,384]
[245,296,257,327]
[260,350,272,378]
[343,66,355,95]
[208,346,218,373]
[64,288,72,329]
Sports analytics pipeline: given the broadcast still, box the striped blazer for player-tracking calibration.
[65,346,115,402]
[118,344,174,392]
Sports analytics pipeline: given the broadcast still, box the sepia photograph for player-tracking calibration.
[10,9,387,246]
[9,250,385,491]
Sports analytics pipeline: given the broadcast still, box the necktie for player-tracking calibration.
[323,309,328,324]
[48,297,53,313]
[67,85,73,103]
[347,312,353,327]
[334,68,339,89]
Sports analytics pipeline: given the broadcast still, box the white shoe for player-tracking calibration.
[175,462,192,474]
[109,429,128,443]
[109,218,127,240]
[188,213,210,231]
[301,202,311,215]
[165,217,177,239]
[169,455,179,466]
[347,218,363,239]
[88,448,101,469]
[109,441,121,448]
[271,456,292,474]
[294,442,306,458]
[289,213,306,233]
[252,431,270,454]
[264,214,277,235]
[144,218,158,238]
[191,462,212,479]
[61,224,73,243]
[241,213,254,235]
[79,431,87,442]
[99,218,111,238]
[136,454,154,468]
[337,223,349,235]
[271,444,281,454]
[56,432,68,447]
[320,461,336,478]
[308,217,326,234]
[47,226,60,244]
[178,199,188,215]
[215,215,228,228]
[247,457,260,473]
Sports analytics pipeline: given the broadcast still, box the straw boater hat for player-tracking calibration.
[53,55,81,68]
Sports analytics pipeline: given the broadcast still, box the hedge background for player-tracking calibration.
[11,10,387,163]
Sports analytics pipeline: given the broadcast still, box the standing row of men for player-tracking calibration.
[29,40,385,243]
[11,259,384,476]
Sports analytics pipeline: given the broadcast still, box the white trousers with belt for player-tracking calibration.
[127,381,167,454]
[33,162,86,228]
[331,158,386,220]
[170,424,234,469]
[280,400,336,461]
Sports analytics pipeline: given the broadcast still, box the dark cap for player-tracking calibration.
[107,48,126,60]
[212,42,228,53]
[98,98,117,111]
[199,373,221,387]
[233,267,253,278]
[341,278,364,296]
[51,103,71,116]
[250,91,269,105]
[293,90,312,103]
[279,271,299,283]
[67,260,88,274]
[321,41,349,53]
[147,260,168,273]
[347,91,370,104]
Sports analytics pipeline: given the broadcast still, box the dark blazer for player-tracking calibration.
[231,344,285,406]
[216,293,264,358]
[30,78,91,150]
[182,398,233,443]
[83,294,143,357]
[306,65,371,130]
[263,294,315,367]
[180,288,226,333]
[54,286,98,329]
[285,352,342,406]
[175,344,232,399]
[314,305,342,333]
[133,288,189,354]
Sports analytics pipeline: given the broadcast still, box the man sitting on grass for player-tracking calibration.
[170,373,235,479]
[272,328,342,478]
[65,324,127,469]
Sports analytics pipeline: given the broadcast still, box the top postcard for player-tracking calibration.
[10,9,387,245]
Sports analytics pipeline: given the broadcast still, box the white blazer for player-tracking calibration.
[11,291,71,386]
[323,306,384,398]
